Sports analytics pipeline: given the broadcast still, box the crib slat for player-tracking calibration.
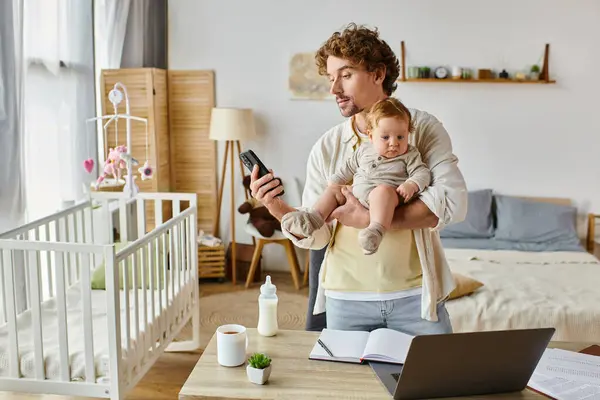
[84,206,94,244]
[132,250,140,357]
[174,224,180,316]
[55,250,70,381]
[122,257,131,377]
[119,199,128,243]
[34,228,43,301]
[173,200,181,217]
[65,216,74,286]
[104,246,123,397]
[3,250,20,378]
[20,233,31,311]
[141,243,149,354]
[58,218,71,287]
[80,253,95,382]
[103,200,112,243]
[137,198,146,238]
[73,212,81,282]
[28,250,45,379]
[155,199,163,226]
[150,239,157,351]
[45,223,53,298]
[160,235,167,345]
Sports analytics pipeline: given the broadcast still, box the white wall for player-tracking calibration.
[169,0,600,271]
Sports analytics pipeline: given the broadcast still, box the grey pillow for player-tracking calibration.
[440,189,494,238]
[494,195,580,244]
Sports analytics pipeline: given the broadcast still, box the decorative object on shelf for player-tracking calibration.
[84,82,151,197]
[515,71,527,81]
[209,107,257,285]
[246,353,272,385]
[478,69,494,80]
[398,41,555,84]
[530,64,541,81]
[451,66,462,80]
[434,66,449,79]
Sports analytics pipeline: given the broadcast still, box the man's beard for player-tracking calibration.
[337,98,361,117]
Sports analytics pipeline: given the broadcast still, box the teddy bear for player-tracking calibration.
[238,175,281,237]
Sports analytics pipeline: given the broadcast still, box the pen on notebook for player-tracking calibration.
[318,339,334,357]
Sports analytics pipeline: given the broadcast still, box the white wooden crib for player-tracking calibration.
[0,191,200,399]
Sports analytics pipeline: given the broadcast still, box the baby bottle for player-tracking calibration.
[257,275,278,337]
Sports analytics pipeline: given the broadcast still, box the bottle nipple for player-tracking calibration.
[260,275,277,296]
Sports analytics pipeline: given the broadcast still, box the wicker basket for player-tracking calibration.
[198,243,226,279]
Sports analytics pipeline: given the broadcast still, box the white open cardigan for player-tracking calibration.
[281,108,468,321]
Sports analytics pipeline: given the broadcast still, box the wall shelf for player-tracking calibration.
[400,78,556,84]
[398,41,555,84]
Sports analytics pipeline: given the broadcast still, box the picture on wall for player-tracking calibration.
[288,52,332,100]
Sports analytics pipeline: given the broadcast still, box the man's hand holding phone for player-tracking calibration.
[250,165,284,207]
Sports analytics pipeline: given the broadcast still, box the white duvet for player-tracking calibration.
[0,284,175,382]
[445,248,600,342]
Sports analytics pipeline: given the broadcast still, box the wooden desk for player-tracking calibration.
[179,328,591,400]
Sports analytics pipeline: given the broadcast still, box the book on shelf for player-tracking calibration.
[309,328,414,365]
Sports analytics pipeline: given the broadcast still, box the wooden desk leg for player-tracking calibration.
[245,239,265,288]
[283,240,302,290]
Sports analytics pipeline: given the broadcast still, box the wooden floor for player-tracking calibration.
[0,272,306,400]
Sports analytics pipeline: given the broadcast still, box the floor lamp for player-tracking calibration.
[209,108,257,285]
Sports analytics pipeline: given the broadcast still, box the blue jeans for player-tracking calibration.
[325,295,453,335]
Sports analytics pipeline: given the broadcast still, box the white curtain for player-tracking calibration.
[0,0,25,234]
[23,0,95,220]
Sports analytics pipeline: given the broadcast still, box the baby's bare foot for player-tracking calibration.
[358,222,386,255]
[281,210,325,237]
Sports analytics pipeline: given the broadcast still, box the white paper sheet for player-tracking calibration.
[528,349,600,399]
[529,372,600,399]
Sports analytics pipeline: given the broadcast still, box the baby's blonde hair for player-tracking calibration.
[365,97,414,134]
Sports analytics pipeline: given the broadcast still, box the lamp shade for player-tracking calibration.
[209,108,257,141]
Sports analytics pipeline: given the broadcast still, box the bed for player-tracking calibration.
[0,191,200,399]
[442,190,600,343]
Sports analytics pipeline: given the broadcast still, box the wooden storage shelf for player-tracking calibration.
[399,41,555,84]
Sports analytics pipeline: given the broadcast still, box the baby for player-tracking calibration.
[282,97,431,255]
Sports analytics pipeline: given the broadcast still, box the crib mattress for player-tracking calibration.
[0,284,179,382]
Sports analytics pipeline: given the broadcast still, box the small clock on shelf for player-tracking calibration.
[434,67,448,79]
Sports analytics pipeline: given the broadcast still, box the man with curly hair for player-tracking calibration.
[250,23,467,334]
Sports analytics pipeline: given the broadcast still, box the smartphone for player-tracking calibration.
[239,150,285,197]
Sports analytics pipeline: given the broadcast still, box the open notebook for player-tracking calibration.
[309,328,414,365]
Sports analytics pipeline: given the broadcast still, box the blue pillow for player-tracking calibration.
[494,195,580,244]
[440,189,494,238]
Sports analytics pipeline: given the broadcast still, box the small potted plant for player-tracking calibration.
[246,353,272,385]
[530,64,540,80]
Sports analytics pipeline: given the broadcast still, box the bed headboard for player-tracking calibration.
[518,196,594,252]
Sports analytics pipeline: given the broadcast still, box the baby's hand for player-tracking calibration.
[396,181,419,202]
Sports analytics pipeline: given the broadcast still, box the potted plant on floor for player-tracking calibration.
[246,353,272,385]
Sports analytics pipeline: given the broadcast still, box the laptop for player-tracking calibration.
[370,327,555,400]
